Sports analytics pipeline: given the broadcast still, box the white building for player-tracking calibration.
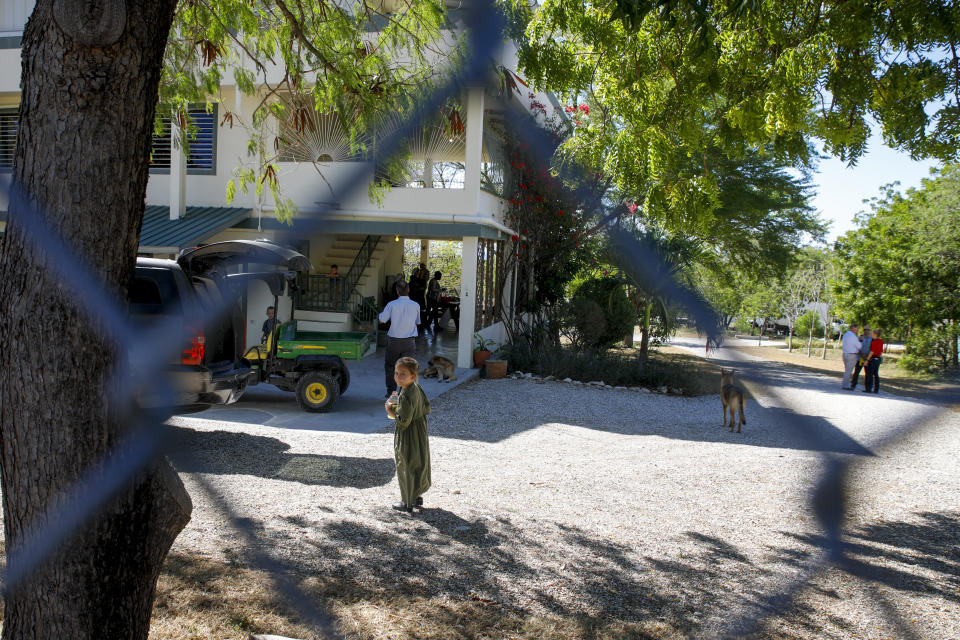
[0,1,550,368]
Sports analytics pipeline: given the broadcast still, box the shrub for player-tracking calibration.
[901,326,956,372]
[734,317,753,334]
[565,278,635,349]
[502,343,711,394]
[795,311,823,338]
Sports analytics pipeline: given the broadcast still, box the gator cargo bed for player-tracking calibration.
[275,327,373,361]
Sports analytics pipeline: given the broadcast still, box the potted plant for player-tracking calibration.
[473,333,497,368]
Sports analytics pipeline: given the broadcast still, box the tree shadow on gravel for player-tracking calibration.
[177,509,960,639]
[167,425,395,488]
[430,379,877,455]
[779,511,960,603]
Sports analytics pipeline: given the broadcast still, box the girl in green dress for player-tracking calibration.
[384,356,431,513]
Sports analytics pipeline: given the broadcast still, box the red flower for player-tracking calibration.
[579,104,590,114]
[511,234,519,242]
[564,105,574,113]
[574,120,582,126]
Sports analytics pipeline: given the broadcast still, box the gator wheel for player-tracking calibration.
[337,361,351,395]
[296,372,339,413]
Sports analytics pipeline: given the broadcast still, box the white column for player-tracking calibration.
[463,87,484,208]
[169,120,186,220]
[457,235,478,369]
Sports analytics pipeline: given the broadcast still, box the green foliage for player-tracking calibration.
[739,279,784,328]
[566,278,636,349]
[901,326,959,373]
[402,240,463,291]
[834,164,960,369]
[695,264,744,328]
[734,316,753,334]
[516,0,956,274]
[503,343,711,394]
[795,310,822,338]
[160,0,451,218]
[473,333,499,352]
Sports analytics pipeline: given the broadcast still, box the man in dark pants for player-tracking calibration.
[378,281,421,397]
[850,325,872,390]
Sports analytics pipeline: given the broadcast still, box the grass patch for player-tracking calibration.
[151,552,687,640]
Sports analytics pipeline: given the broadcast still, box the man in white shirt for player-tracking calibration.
[378,281,421,397]
[840,323,861,390]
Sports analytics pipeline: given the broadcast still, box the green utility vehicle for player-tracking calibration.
[243,323,373,412]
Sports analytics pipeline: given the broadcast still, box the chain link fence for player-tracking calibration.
[1,1,955,638]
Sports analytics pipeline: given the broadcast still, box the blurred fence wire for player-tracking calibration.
[0,1,952,638]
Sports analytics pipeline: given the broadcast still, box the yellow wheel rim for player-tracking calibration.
[306,382,327,403]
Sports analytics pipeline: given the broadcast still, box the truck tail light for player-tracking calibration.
[181,327,206,366]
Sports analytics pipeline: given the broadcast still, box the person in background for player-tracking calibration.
[261,306,280,343]
[863,328,884,394]
[850,325,872,390]
[409,262,429,310]
[426,271,443,331]
[384,356,431,513]
[841,323,861,390]
[327,264,342,309]
[378,281,420,398]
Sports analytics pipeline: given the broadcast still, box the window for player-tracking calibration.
[0,109,19,171]
[150,105,218,175]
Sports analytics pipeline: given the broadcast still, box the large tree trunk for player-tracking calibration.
[638,302,652,366]
[952,319,959,368]
[0,2,189,639]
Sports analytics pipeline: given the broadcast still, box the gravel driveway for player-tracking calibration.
[167,349,960,639]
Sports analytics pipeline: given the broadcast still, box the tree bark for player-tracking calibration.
[0,2,189,639]
[639,301,652,366]
[952,319,959,368]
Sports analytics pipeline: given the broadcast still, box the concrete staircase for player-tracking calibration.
[314,234,387,300]
[297,235,386,333]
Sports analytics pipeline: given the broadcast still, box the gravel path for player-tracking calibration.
[167,352,960,639]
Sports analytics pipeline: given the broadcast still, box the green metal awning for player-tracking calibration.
[139,205,251,253]
[232,216,508,240]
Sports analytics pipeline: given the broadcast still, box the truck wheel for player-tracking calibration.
[296,372,339,412]
[338,362,351,395]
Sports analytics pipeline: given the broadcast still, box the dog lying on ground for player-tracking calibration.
[720,368,746,433]
[421,355,457,382]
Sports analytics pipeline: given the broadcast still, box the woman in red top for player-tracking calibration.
[864,329,884,393]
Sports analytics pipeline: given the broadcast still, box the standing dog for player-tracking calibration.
[422,355,457,382]
[720,368,746,433]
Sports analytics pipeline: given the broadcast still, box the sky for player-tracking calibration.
[810,131,941,244]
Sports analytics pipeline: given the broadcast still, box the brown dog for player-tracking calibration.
[421,355,457,382]
[720,368,746,433]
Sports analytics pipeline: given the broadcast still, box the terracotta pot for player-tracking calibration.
[485,359,507,379]
[473,349,492,368]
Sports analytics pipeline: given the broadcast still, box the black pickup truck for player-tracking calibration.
[129,240,311,412]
